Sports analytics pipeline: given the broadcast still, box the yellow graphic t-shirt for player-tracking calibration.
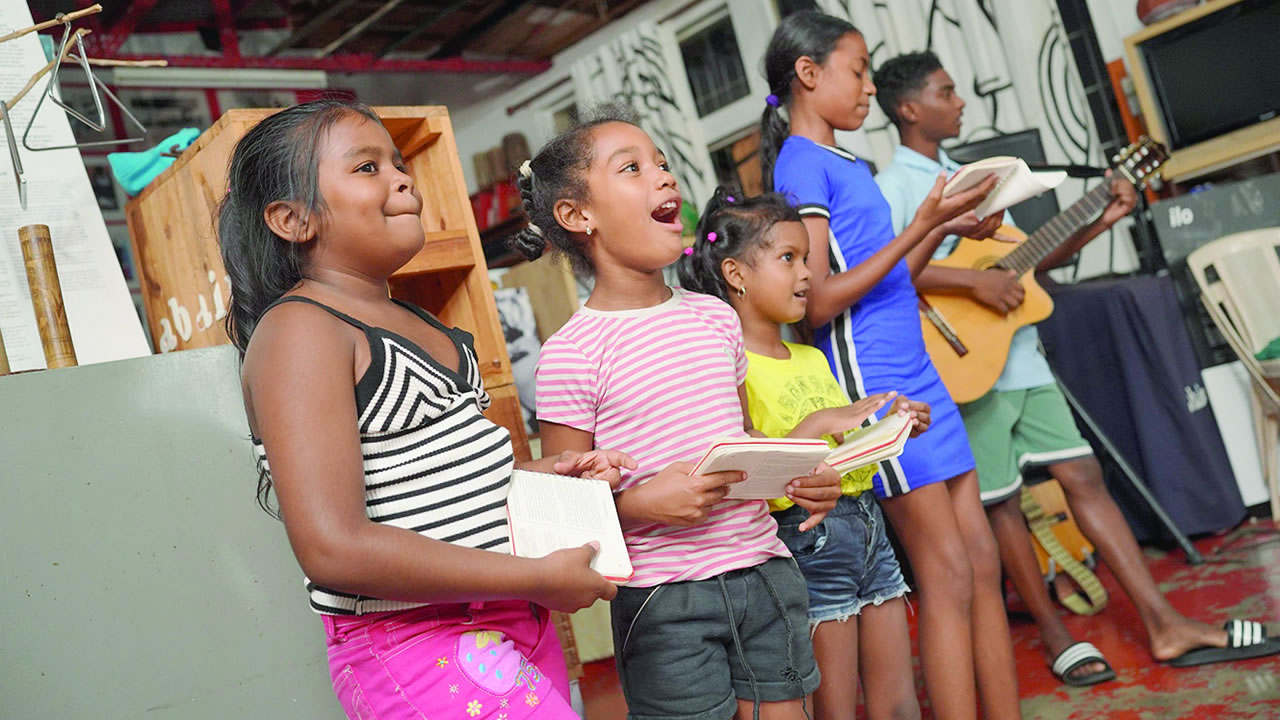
[745,341,877,512]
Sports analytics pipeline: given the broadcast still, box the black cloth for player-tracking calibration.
[1037,274,1245,542]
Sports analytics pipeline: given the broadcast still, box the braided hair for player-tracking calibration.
[510,102,641,276]
[676,186,803,303]
[759,11,860,192]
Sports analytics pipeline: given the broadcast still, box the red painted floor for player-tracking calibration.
[582,520,1280,719]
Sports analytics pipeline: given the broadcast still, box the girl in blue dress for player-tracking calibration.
[759,11,1021,720]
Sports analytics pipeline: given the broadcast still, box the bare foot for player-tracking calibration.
[1041,621,1108,680]
[1148,614,1229,662]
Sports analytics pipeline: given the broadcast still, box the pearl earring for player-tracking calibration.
[586,226,593,236]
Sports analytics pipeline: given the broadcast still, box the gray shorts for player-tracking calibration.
[610,557,820,720]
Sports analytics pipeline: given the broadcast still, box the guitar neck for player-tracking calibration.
[995,183,1113,275]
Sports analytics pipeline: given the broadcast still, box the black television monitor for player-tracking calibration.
[1136,0,1280,150]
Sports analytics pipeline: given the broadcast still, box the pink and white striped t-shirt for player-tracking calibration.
[535,287,790,587]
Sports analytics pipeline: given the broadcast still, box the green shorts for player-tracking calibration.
[958,383,1093,505]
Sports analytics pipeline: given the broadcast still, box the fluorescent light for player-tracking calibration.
[112,67,329,90]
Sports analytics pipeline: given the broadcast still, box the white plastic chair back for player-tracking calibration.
[1188,228,1280,520]
[1186,228,1280,391]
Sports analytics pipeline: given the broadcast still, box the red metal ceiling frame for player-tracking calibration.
[132,18,290,34]
[77,0,552,75]
[211,0,242,59]
[100,52,551,74]
[96,0,161,56]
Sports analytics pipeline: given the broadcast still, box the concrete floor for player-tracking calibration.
[582,520,1280,719]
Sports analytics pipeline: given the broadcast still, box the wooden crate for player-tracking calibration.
[125,106,528,458]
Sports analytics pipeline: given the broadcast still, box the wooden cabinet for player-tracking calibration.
[125,106,529,458]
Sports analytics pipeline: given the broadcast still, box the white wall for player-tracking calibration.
[1085,0,1146,63]
[455,0,1144,284]
[453,0,782,195]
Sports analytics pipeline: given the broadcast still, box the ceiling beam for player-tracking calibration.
[507,0,577,58]
[547,0,647,58]
[427,0,536,59]
[103,51,551,74]
[378,0,471,57]
[138,18,289,34]
[95,0,160,56]
[266,0,361,56]
[314,0,409,58]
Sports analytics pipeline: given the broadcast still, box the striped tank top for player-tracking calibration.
[253,296,515,615]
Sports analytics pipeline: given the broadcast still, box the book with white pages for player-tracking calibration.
[691,437,832,500]
[943,156,1067,219]
[505,470,633,582]
[825,411,912,474]
[692,413,915,500]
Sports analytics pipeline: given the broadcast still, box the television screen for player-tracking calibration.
[1139,0,1280,149]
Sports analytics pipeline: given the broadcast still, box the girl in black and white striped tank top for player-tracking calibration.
[253,295,515,615]
[220,101,629,719]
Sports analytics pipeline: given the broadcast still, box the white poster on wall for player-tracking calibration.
[0,0,149,371]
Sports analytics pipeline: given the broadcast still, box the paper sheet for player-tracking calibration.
[0,1,149,371]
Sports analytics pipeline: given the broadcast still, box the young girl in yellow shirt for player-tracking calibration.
[679,188,930,720]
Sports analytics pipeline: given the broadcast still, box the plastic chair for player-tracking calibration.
[1186,228,1280,521]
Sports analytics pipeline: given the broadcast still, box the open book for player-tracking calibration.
[506,470,633,582]
[826,411,912,474]
[944,156,1067,219]
[692,413,914,500]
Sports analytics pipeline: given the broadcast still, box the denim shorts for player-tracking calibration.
[774,493,910,625]
[610,557,820,720]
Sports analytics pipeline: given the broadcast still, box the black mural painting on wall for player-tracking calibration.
[823,0,1096,171]
[584,29,711,209]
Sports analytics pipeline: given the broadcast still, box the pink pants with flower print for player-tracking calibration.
[323,600,576,719]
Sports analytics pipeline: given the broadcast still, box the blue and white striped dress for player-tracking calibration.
[773,135,976,497]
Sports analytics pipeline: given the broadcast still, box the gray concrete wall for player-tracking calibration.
[0,345,343,718]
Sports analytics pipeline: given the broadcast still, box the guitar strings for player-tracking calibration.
[998,185,1111,274]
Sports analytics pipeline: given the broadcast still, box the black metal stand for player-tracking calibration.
[1050,367,1205,566]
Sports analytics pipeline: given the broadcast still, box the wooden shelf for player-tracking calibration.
[124,105,530,460]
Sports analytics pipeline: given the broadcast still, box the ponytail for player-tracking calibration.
[760,101,792,194]
[759,11,859,191]
[510,161,548,263]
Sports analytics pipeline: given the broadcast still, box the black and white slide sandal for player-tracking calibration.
[1165,620,1280,668]
[1051,641,1117,687]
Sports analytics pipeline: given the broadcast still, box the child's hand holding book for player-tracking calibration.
[791,391,897,443]
[552,448,638,489]
[617,462,748,527]
[783,463,842,531]
[527,541,618,612]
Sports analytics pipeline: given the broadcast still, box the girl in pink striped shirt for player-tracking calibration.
[519,104,842,720]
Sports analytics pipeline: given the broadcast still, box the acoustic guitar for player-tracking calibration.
[920,138,1169,404]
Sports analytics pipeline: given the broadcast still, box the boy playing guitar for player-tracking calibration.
[872,50,1279,686]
